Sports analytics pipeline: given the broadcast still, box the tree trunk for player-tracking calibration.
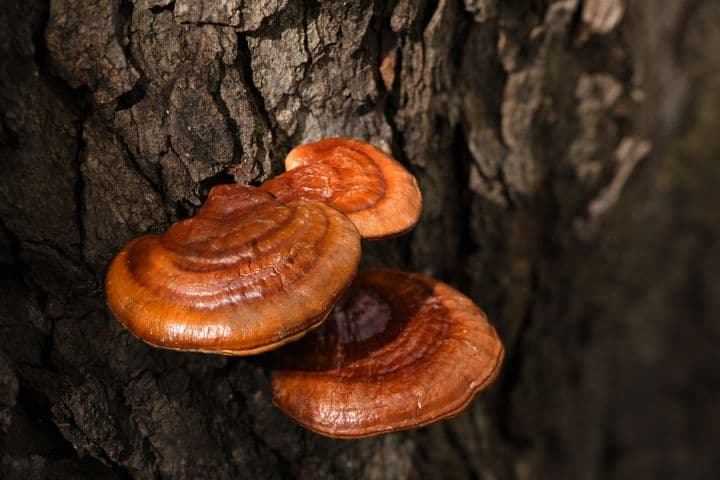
[1,0,718,478]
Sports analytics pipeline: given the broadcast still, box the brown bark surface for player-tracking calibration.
[1,0,718,478]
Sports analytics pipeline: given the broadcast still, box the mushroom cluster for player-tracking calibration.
[105,138,503,438]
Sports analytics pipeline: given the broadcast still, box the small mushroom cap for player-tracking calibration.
[272,269,504,438]
[105,185,361,355]
[261,138,422,239]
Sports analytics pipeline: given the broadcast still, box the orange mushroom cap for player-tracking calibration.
[261,138,422,239]
[272,269,504,438]
[105,185,361,355]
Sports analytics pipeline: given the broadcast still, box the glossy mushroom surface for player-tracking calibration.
[105,184,361,355]
[261,138,422,239]
[272,269,504,438]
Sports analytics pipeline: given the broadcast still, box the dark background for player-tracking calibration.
[1,0,719,478]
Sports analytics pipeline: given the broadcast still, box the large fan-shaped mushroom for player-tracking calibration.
[105,185,361,355]
[272,268,504,438]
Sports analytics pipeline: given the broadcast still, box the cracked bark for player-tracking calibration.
[1,0,719,478]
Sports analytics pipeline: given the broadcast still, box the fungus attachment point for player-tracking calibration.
[272,269,504,438]
[105,185,361,355]
[261,138,422,239]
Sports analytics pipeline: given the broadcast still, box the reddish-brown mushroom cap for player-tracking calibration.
[104,184,361,355]
[271,269,504,438]
[260,138,422,239]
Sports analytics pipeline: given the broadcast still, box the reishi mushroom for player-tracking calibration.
[105,184,361,355]
[271,268,504,438]
[261,138,422,239]
[104,137,504,438]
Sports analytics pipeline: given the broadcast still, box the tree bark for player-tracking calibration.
[1,0,718,478]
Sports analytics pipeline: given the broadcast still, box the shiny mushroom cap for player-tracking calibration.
[105,185,361,355]
[272,268,504,438]
[261,138,422,239]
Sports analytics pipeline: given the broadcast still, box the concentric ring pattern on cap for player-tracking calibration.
[272,268,504,438]
[261,138,422,239]
[105,184,361,355]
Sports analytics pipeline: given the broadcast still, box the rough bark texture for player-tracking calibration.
[1,0,719,478]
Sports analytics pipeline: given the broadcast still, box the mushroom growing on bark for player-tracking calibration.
[272,268,504,438]
[261,138,423,239]
[105,184,361,355]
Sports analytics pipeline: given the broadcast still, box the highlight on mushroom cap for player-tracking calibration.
[104,184,361,356]
[271,268,504,438]
[260,138,423,239]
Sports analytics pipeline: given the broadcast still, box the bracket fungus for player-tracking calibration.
[261,138,423,239]
[272,268,504,438]
[105,184,361,355]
